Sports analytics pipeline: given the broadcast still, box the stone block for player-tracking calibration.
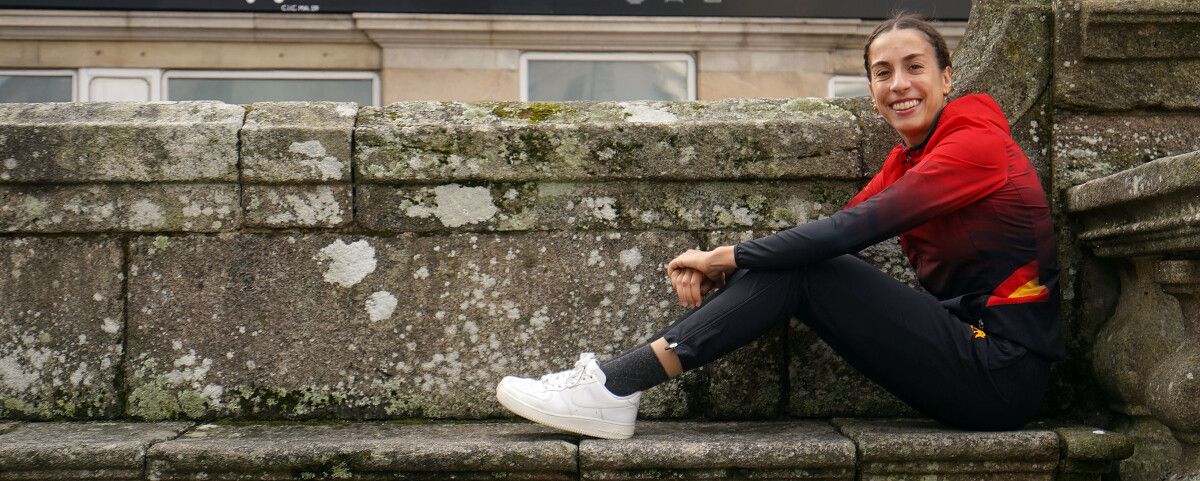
[146,422,576,481]
[355,99,860,182]
[579,421,856,480]
[241,102,356,183]
[0,422,192,481]
[124,232,699,420]
[0,184,239,233]
[833,418,1060,480]
[0,102,240,182]
[357,181,854,233]
[1052,114,1200,189]
[0,421,20,434]
[1048,425,1133,480]
[951,0,1053,123]
[0,238,123,419]
[830,96,896,176]
[242,184,351,229]
[1080,3,1200,60]
[1054,0,1200,110]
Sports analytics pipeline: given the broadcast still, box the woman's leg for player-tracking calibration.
[612,255,1047,430]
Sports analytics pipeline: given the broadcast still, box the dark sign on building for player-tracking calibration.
[0,0,970,20]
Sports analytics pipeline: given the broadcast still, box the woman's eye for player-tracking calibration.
[874,70,890,79]
[909,64,924,71]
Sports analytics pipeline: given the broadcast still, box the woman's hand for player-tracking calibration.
[666,246,738,308]
[667,246,737,282]
[669,267,722,308]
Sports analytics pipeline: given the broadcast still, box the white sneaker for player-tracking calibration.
[496,352,640,439]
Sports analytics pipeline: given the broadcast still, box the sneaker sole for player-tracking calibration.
[496,383,635,440]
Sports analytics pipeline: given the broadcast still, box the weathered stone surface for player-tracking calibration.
[1080,2,1200,59]
[0,102,240,182]
[355,99,861,182]
[242,184,351,229]
[0,238,123,419]
[579,421,856,480]
[1066,151,1200,257]
[1050,425,1134,479]
[952,0,1054,125]
[0,422,192,480]
[1055,0,1200,110]
[1108,414,1182,481]
[358,181,853,233]
[830,96,896,176]
[834,418,1060,480]
[241,102,356,183]
[0,421,20,434]
[147,422,575,481]
[0,184,239,233]
[1052,114,1200,189]
[125,232,699,420]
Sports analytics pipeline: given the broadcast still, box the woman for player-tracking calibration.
[496,13,1065,439]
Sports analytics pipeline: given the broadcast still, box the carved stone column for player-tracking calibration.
[1067,150,1200,481]
[1147,260,1200,480]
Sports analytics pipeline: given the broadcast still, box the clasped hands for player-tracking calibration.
[666,246,737,309]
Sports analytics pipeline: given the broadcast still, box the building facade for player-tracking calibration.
[0,5,966,105]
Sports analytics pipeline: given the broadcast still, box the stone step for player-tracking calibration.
[0,419,1131,481]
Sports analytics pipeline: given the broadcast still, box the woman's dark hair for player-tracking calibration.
[862,13,952,79]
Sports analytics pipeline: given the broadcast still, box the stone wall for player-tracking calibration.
[0,98,927,421]
[1052,1,1200,480]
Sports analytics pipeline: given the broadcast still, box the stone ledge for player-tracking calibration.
[0,420,1129,481]
[834,418,1061,480]
[0,422,192,481]
[580,420,856,480]
[1065,150,1200,257]
[146,422,577,481]
[0,102,241,183]
[354,99,861,182]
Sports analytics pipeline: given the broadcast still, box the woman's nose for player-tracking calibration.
[890,72,911,92]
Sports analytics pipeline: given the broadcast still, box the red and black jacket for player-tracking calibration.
[734,93,1065,361]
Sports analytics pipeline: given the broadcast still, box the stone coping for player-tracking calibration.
[1065,150,1200,257]
[0,420,1131,481]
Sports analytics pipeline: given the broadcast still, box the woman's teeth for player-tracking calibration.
[892,99,919,111]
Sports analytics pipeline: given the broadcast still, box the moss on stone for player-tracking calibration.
[489,102,574,124]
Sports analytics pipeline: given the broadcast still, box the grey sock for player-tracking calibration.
[598,343,669,396]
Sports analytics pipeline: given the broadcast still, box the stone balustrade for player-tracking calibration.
[1067,150,1200,481]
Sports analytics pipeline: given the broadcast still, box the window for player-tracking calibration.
[828,76,870,98]
[164,70,379,105]
[0,70,76,103]
[521,52,695,102]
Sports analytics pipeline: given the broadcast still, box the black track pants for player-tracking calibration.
[652,254,1051,431]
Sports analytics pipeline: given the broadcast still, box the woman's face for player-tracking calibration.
[866,28,953,147]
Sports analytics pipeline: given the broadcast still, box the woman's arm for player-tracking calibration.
[735,123,1008,270]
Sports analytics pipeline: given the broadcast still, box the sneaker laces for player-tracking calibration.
[539,353,597,389]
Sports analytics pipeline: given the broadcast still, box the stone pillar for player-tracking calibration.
[1147,260,1200,480]
[1067,150,1200,480]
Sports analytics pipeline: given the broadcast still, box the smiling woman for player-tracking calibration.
[865,21,953,148]
[495,13,1064,440]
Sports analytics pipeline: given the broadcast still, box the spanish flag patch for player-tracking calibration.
[986,260,1049,307]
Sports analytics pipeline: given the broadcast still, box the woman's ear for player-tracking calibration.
[941,66,953,95]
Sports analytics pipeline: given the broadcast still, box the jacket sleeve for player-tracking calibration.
[735,123,1009,269]
[843,164,888,210]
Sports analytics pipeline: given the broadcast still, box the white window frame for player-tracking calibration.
[828,75,871,99]
[162,70,381,106]
[0,69,78,102]
[79,68,163,101]
[520,52,697,102]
